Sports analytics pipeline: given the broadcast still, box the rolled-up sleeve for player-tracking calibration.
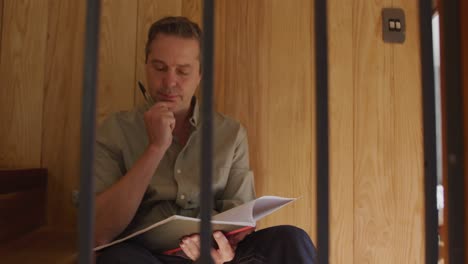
[94,115,126,194]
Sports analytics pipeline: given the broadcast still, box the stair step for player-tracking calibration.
[0,169,47,194]
[0,227,77,264]
[0,169,47,243]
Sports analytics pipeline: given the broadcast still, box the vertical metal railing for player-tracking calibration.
[198,0,215,263]
[419,0,439,263]
[79,0,100,263]
[315,0,330,263]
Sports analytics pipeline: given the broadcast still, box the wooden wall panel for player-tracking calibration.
[265,0,315,238]
[41,0,85,228]
[353,0,396,261]
[0,0,3,55]
[0,0,48,168]
[330,0,424,262]
[181,0,202,26]
[392,1,425,263]
[214,0,270,194]
[214,0,316,239]
[134,0,182,106]
[96,0,138,124]
[328,0,354,261]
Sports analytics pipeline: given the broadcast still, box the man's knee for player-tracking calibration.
[267,225,316,253]
[269,225,311,241]
[97,242,158,264]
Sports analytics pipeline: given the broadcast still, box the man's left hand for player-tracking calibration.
[179,231,235,264]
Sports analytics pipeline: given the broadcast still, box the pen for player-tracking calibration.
[138,81,155,106]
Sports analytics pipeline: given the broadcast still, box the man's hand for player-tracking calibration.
[179,231,236,264]
[144,102,176,151]
[226,227,255,251]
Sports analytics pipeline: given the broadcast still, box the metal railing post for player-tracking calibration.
[315,0,330,263]
[419,0,439,263]
[198,0,215,263]
[79,0,100,263]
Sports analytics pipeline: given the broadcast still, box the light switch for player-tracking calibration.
[395,21,402,31]
[382,8,405,43]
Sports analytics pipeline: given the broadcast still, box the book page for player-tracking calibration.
[212,196,296,224]
[252,196,296,221]
[94,216,253,252]
[212,200,256,223]
[94,196,296,253]
[94,215,191,251]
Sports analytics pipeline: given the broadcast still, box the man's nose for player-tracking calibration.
[163,70,177,88]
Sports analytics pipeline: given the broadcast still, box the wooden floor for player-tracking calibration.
[0,227,77,264]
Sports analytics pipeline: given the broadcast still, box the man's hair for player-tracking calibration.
[145,16,203,69]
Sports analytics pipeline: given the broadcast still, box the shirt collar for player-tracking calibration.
[189,97,199,127]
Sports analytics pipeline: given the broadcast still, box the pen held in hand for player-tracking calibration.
[138,81,155,106]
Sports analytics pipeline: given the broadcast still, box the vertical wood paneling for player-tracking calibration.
[351,0,425,262]
[96,0,138,124]
[214,0,271,199]
[181,0,202,26]
[266,0,315,238]
[134,0,182,106]
[0,0,3,55]
[0,0,48,168]
[353,0,393,262]
[214,0,316,239]
[392,1,425,263]
[328,0,354,261]
[41,0,85,228]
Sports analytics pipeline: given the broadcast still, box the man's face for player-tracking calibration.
[145,34,201,113]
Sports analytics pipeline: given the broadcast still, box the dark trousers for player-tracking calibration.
[97,225,317,264]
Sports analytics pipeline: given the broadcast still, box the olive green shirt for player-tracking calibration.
[94,98,255,247]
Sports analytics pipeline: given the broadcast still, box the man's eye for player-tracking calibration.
[177,69,190,76]
[154,65,166,71]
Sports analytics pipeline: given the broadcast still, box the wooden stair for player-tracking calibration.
[0,169,77,263]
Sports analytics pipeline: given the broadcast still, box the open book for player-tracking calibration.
[94,196,296,253]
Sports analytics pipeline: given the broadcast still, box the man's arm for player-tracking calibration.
[94,145,165,246]
[215,126,256,212]
[94,102,176,246]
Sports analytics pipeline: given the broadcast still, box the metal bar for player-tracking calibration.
[197,0,215,263]
[419,0,439,263]
[441,0,466,262]
[79,0,101,264]
[315,0,330,263]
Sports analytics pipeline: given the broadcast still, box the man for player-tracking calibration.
[94,16,316,264]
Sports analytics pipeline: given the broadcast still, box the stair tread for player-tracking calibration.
[0,168,47,194]
[0,226,77,264]
[0,187,46,242]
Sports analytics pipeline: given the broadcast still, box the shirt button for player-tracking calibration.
[176,169,182,174]
[180,194,185,200]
